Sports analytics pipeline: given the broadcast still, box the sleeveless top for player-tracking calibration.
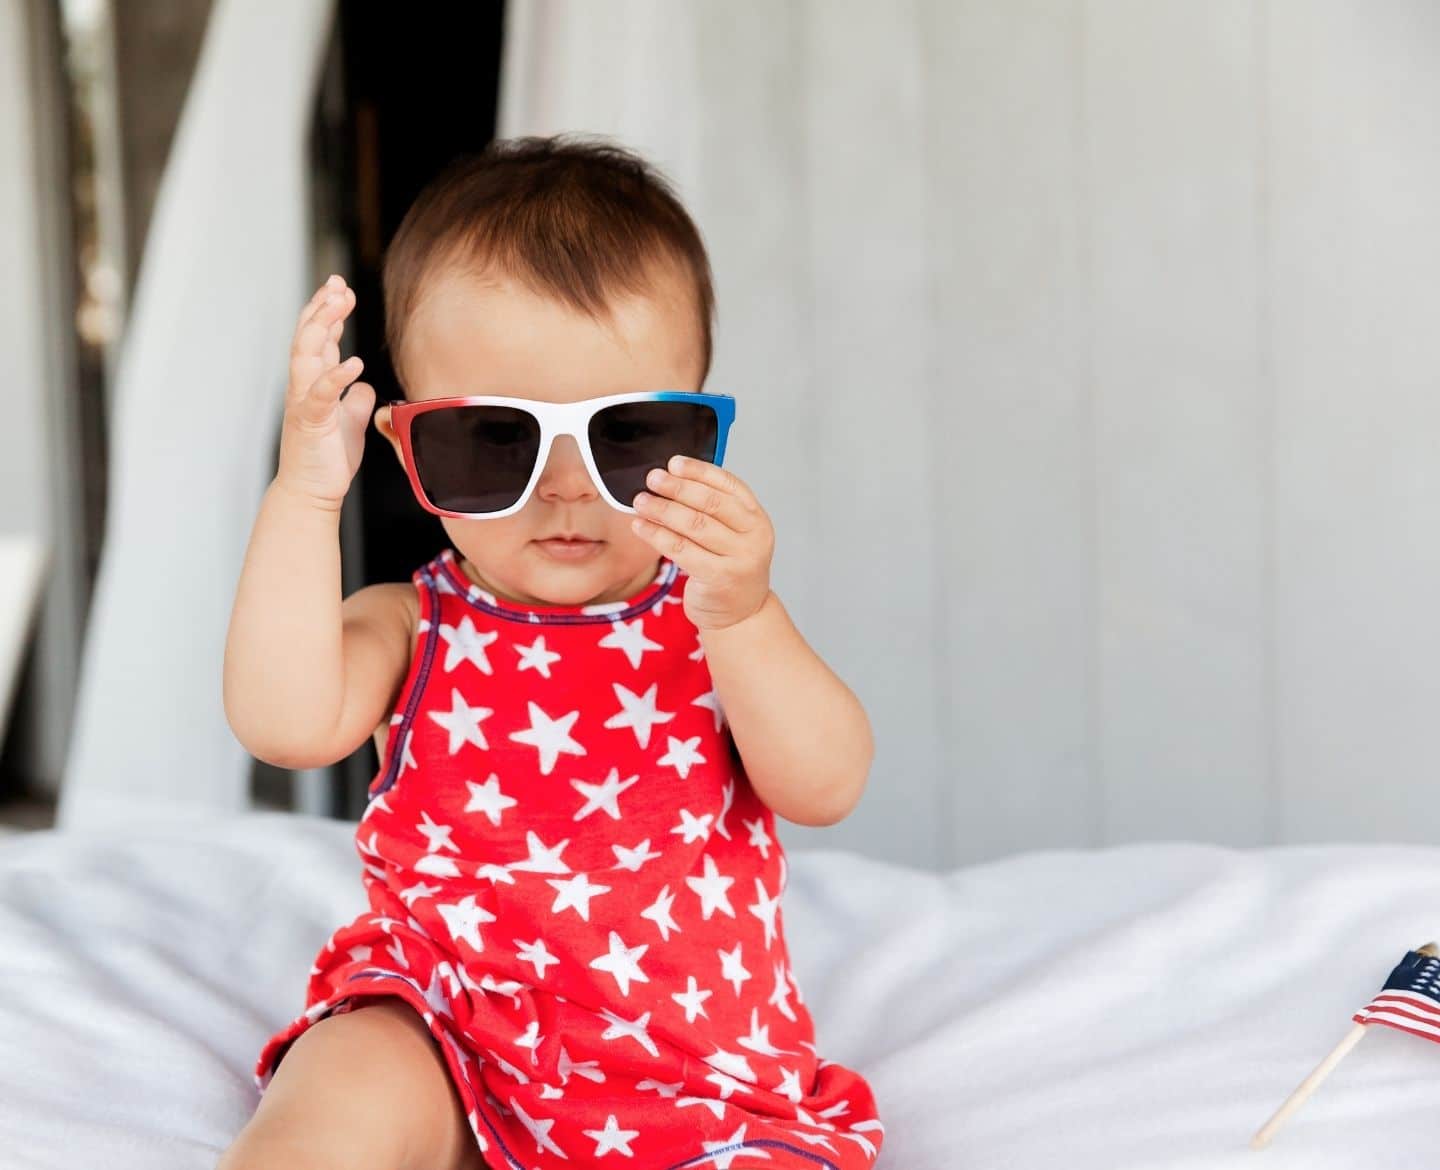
[254,546,885,1170]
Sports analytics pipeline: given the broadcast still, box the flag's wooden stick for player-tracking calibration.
[1250,941,1440,1150]
[1249,1021,1368,1149]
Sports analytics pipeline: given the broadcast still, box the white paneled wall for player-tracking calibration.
[504,0,1440,871]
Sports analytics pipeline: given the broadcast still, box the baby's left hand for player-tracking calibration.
[630,455,774,631]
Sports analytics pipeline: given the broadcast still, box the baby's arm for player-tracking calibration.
[632,456,874,828]
[223,275,402,769]
[699,591,874,828]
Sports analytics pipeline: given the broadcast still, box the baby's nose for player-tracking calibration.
[536,435,599,502]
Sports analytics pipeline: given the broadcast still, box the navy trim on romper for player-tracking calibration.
[368,562,441,800]
[436,548,679,626]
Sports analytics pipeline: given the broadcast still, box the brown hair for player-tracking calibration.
[381,133,716,392]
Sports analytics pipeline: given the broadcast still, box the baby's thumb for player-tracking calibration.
[339,379,376,426]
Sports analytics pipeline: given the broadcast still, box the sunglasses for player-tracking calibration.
[385,390,737,519]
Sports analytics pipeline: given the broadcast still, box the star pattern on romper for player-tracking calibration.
[671,975,713,1023]
[595,1006,658,1057]
[438,614,499,674]
[703,1123,771,1168]
[546,871,611,920]
[597,616,664,668]
[435,893,495,952]
[603,681,675,749]
[427,687,493,754]
[657,733,706,778]
[748,877,781,949]
[687,854,736,920]
[611,838,662,872]
[639,883,681,941]
[514,633,562,678]
[509,701,586,774]
[514,936,561,980]
[464,773,517,825]
[718,941,751,995]
[570,766,639,821]
[588,930,649,996]
[583,1115,640,1157]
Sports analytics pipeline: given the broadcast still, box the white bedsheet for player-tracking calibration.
[1,812,1438,1167]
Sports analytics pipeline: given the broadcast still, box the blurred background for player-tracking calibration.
[1,0,1437,873]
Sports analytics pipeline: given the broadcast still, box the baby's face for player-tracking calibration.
[374,267,705,608]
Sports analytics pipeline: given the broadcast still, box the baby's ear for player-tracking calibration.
[372,405,404,460]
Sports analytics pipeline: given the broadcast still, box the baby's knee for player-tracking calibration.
[219,996,462,1170]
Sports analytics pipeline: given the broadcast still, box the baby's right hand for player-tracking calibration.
[275,274,375,510]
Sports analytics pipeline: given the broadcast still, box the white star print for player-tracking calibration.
[769,960,797,1022]
[558,1045,607,1086]
[475,862,517,884]
[509,701,586,774]
[588,930,649,996]
[420,965,454,1020]
[686,854,736,920]
[415,810,460,854]
[396,728,417,776]
[714,779,734,840]
[657,734,706,779]
[595,1007,658,1057]
[774,1066,805,1103]
[718,942,751,995]
[398,878,441,907]
[748,877,781,949]
[597,616,664,669]
[671,975,712,1023]
[426,687,492,754]
[435,893,494,953]
[507,830,572,874]
[463,773,517,826]
[639,884,681,942]
[676,1095,727,1120]
[743,815,773,859]
[570,767,639,821]
[437,615,498,675]
[610,838,662,872]
[737,1007,798,1057]
[514,634,561,678]
[691,687,726,732]
[413,852,462,878]
[582,1115,640,1157]
[515,1019,543,1062]
[702,1124,771,1169]
[508,1095,566,1157]
[637,1077,684,1097]
[603,681,675,749]
[514,937,561,980]
[671,807,713,843]
[546,872,611,921]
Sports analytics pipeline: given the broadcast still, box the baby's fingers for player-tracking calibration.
[290,286,355,371]
[292,355,364,426]
[294,274,343,332]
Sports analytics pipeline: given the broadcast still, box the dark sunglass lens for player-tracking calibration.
[589,401,718,505]
[410,405,541,513]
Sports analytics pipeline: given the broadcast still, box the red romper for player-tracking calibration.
[254,546,885,1169]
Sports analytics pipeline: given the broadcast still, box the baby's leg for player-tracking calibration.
[216,996,489,1170]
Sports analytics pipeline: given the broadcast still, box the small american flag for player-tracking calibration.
[1351,947,1440,1043]
[1253,940,1440,1148]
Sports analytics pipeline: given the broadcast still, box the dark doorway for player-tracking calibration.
[276,3,508,819]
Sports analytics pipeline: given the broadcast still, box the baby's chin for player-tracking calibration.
[469,539,653,608]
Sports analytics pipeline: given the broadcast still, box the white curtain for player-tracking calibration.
[500,0,1440,870]
[55,0,336,832]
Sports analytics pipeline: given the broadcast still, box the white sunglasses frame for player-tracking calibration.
[386,389,737,520]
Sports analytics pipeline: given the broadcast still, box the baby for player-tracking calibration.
[217,135,885,1170]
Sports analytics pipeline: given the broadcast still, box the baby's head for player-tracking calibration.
[373,134,716,608]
